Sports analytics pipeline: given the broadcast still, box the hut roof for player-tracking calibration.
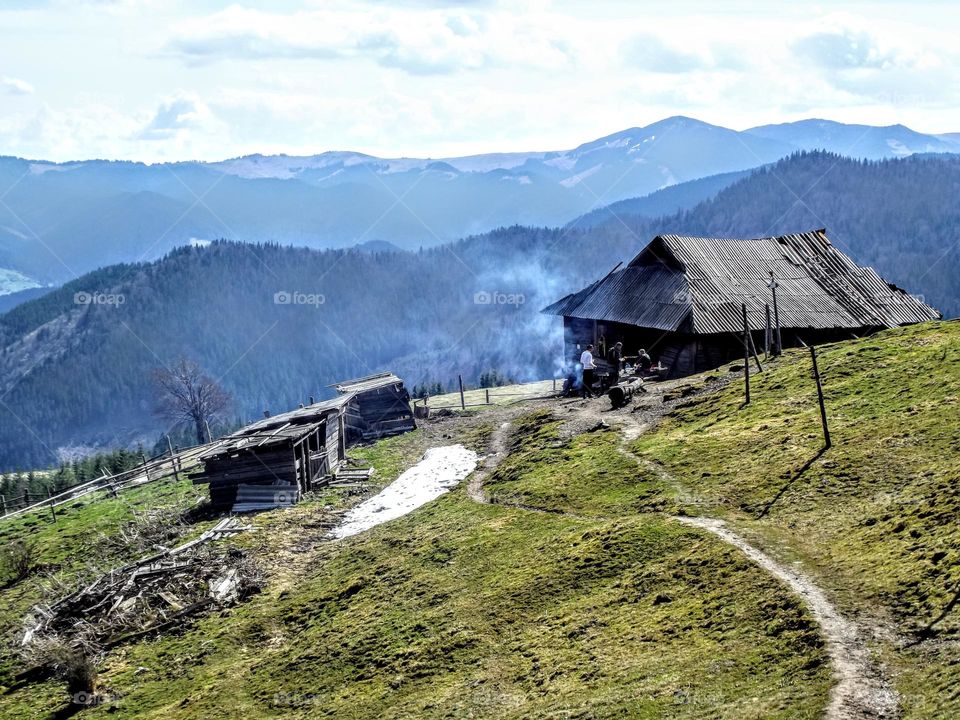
[332,372,405,394]
[543,229,940,334]
[200,395,353,459]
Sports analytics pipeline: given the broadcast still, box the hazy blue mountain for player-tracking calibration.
[4,116,957,293]
[0,151,957,471]
[0,117,795,284]
[745,119,958,159]
[567,168,752,228]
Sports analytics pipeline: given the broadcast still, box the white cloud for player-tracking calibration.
[139,93,217,140]
[164,5,576,74]
[1,2,960,161]
[2,76,34,95]
[620,34,707,74]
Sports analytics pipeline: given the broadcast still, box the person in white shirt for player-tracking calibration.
[579,344,596,398]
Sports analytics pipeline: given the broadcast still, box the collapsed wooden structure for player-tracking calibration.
[333,372,417,441]
[191,395,351,512]
[193,372,416,513]
[544,229,941,378]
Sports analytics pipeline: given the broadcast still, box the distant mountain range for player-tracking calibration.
[1,150,958,471]
[2,116,957,291]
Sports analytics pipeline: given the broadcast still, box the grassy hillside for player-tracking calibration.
[0,414,831,718]
[3,321,957,719]
[632,320,960,718]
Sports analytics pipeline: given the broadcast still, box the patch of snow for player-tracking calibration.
[29,163,74,175]
[657,165,678,188]
[560,164,603,188]
[331,445,478,540]
[0,267,41,296]
[501,175,532,184]
[543,155,577,171]
[442,152,547,173]
[885,138,913,157]
[188,237,211,248]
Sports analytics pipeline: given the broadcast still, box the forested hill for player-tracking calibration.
[0,228,637,470]
[1,150,958,470]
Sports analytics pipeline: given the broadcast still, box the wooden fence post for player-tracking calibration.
[765,304,772,359]
[809,345,831,449]
[166,434,181,483]
[1,495,5,516]
[743,305,764,373]
[485,388,490,405]
[47,487,57,523]
[204,419,213,444]
[741,304,751,405]
[769,271,782,355]
[458,375,466,410]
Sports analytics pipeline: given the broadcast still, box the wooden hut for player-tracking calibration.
[332,372,416,441]
[191,395,352,512]
[544,229,940,378]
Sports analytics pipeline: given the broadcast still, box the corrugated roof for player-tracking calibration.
[200,395,353,459]
[333,372,405,394]
[543,229,940,334]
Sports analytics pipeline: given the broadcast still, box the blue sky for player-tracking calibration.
[1,0,957,162]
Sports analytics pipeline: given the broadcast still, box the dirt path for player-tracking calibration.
[465,377,899,720]
[467,421,510,503]
[676,516,898,719]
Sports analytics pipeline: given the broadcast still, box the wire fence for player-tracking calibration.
[0,440,221,523]
[413,377,560,412]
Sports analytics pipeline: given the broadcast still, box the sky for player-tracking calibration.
[1,0,958,162]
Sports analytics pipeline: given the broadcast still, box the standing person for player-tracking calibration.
[608,341,624,381]
[580,344,596,398]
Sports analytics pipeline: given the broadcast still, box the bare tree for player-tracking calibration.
[152,358,230,445]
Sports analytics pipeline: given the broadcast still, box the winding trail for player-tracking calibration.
[466,392,899,719]
[675,516,897,720]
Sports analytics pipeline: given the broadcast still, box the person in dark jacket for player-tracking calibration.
[608,341,624,381]
[637,348,653,373]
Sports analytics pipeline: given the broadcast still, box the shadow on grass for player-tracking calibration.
[755,446,829,519]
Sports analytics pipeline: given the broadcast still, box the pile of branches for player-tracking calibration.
[20,518,262,671]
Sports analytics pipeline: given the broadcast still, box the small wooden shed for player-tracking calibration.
[333,372,417,442]
[191,395,352,512]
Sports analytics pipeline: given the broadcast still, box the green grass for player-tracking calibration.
[0,414,831,718]
[631,320,960,719]
[485,410,674,516]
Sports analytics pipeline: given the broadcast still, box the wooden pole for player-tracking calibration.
[765,304,772,360]
[742,306,764,372]
[769,272,782,356]
[485,388,490,405]
[47,487,57,523]
[166,434,181,483]
[809,345,831,449]
[204,419,213,444]
[741,304,751,405]
[458,375,466,410]
[1,495,5,516]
